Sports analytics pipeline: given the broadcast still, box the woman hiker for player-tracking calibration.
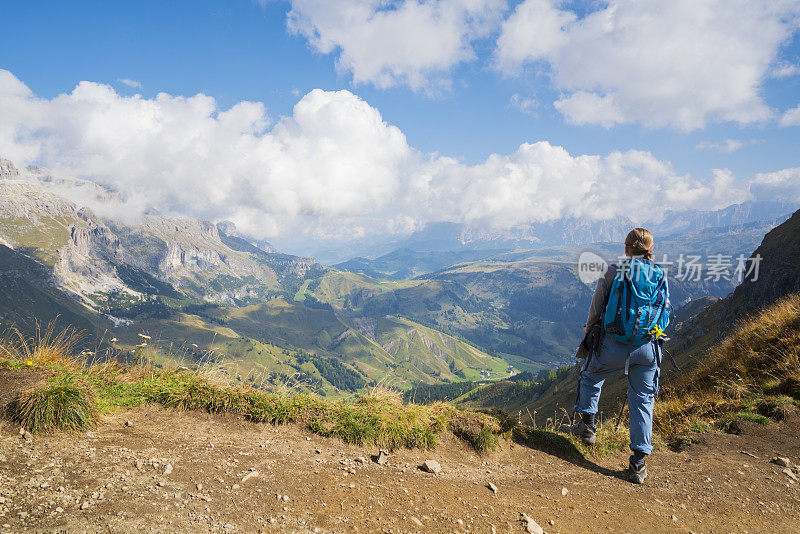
[562,228,671,484]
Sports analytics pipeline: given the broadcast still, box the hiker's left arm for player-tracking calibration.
[584,265,616,331]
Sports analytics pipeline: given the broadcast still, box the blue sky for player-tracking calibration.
[1,0,799,248]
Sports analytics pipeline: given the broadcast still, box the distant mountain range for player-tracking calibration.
[301,199,798,264]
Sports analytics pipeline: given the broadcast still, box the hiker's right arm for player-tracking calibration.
[585,265,616,331]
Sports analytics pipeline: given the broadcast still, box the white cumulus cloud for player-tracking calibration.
[285,0,508,91]
[780,103,800,126]
[0,69,784,248]
[495,0,800,130]
[117,78,143,89]
[770,61,800,79]
[749,167,800,201]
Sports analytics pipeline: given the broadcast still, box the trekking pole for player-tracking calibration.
[614,392,628,430]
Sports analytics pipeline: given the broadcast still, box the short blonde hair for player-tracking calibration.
[625,228,654,259]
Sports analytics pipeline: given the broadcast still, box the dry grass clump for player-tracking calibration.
[0,323,82,368]
[655,294,800,444]
[693,295,800,390]
[8,375,97,433]
[364,376,403,406]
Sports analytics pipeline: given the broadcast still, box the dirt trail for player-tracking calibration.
[1,405,799,533]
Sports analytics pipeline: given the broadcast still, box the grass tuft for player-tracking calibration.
[449,410,502,452]
[513,426,584,459]
[9,375,97,433]
[734,411,770,425]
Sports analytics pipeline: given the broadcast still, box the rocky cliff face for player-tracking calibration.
[0,180,79,221]
[0,158,325,307]
[653,201,800,238]
[723,208,800,316]
[54,210,130,298]
[0,158,20,180]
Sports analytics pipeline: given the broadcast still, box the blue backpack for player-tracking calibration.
[603,258,671,349]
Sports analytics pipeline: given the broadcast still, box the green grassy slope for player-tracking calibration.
[349,260,590,366]
[0,245,105,335]
[111,298,508,393]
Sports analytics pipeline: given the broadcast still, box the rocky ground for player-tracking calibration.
[1,405,799,533]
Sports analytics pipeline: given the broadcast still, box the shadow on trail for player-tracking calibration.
[512,426,628,482]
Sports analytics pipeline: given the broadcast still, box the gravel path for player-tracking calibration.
[1,406,799,533]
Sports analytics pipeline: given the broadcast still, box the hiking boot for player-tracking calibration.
[628,457,648,484]
[559,419,596,445]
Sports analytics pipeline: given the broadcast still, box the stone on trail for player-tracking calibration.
[421,460,442,474]
[23,431,32,442]
[561,487,568,496]
[80,501,90,510]
[782,468,798,481]
[163,464,173,475]
[487,482,498,494]
[355,457,367,464]
[410,516,423,527]
[375,450,389,465]
[771,457,791,468]
[125,420,133,427]
[520,513,544,534]
[242,470,259,483]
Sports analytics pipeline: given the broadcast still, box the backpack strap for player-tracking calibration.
[624,309,642,376]
[607,262,628,336]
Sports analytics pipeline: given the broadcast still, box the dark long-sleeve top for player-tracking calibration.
[586,264,618,328]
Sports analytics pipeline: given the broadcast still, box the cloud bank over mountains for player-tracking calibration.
[1,69,798,245]
[284,0,800,130]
